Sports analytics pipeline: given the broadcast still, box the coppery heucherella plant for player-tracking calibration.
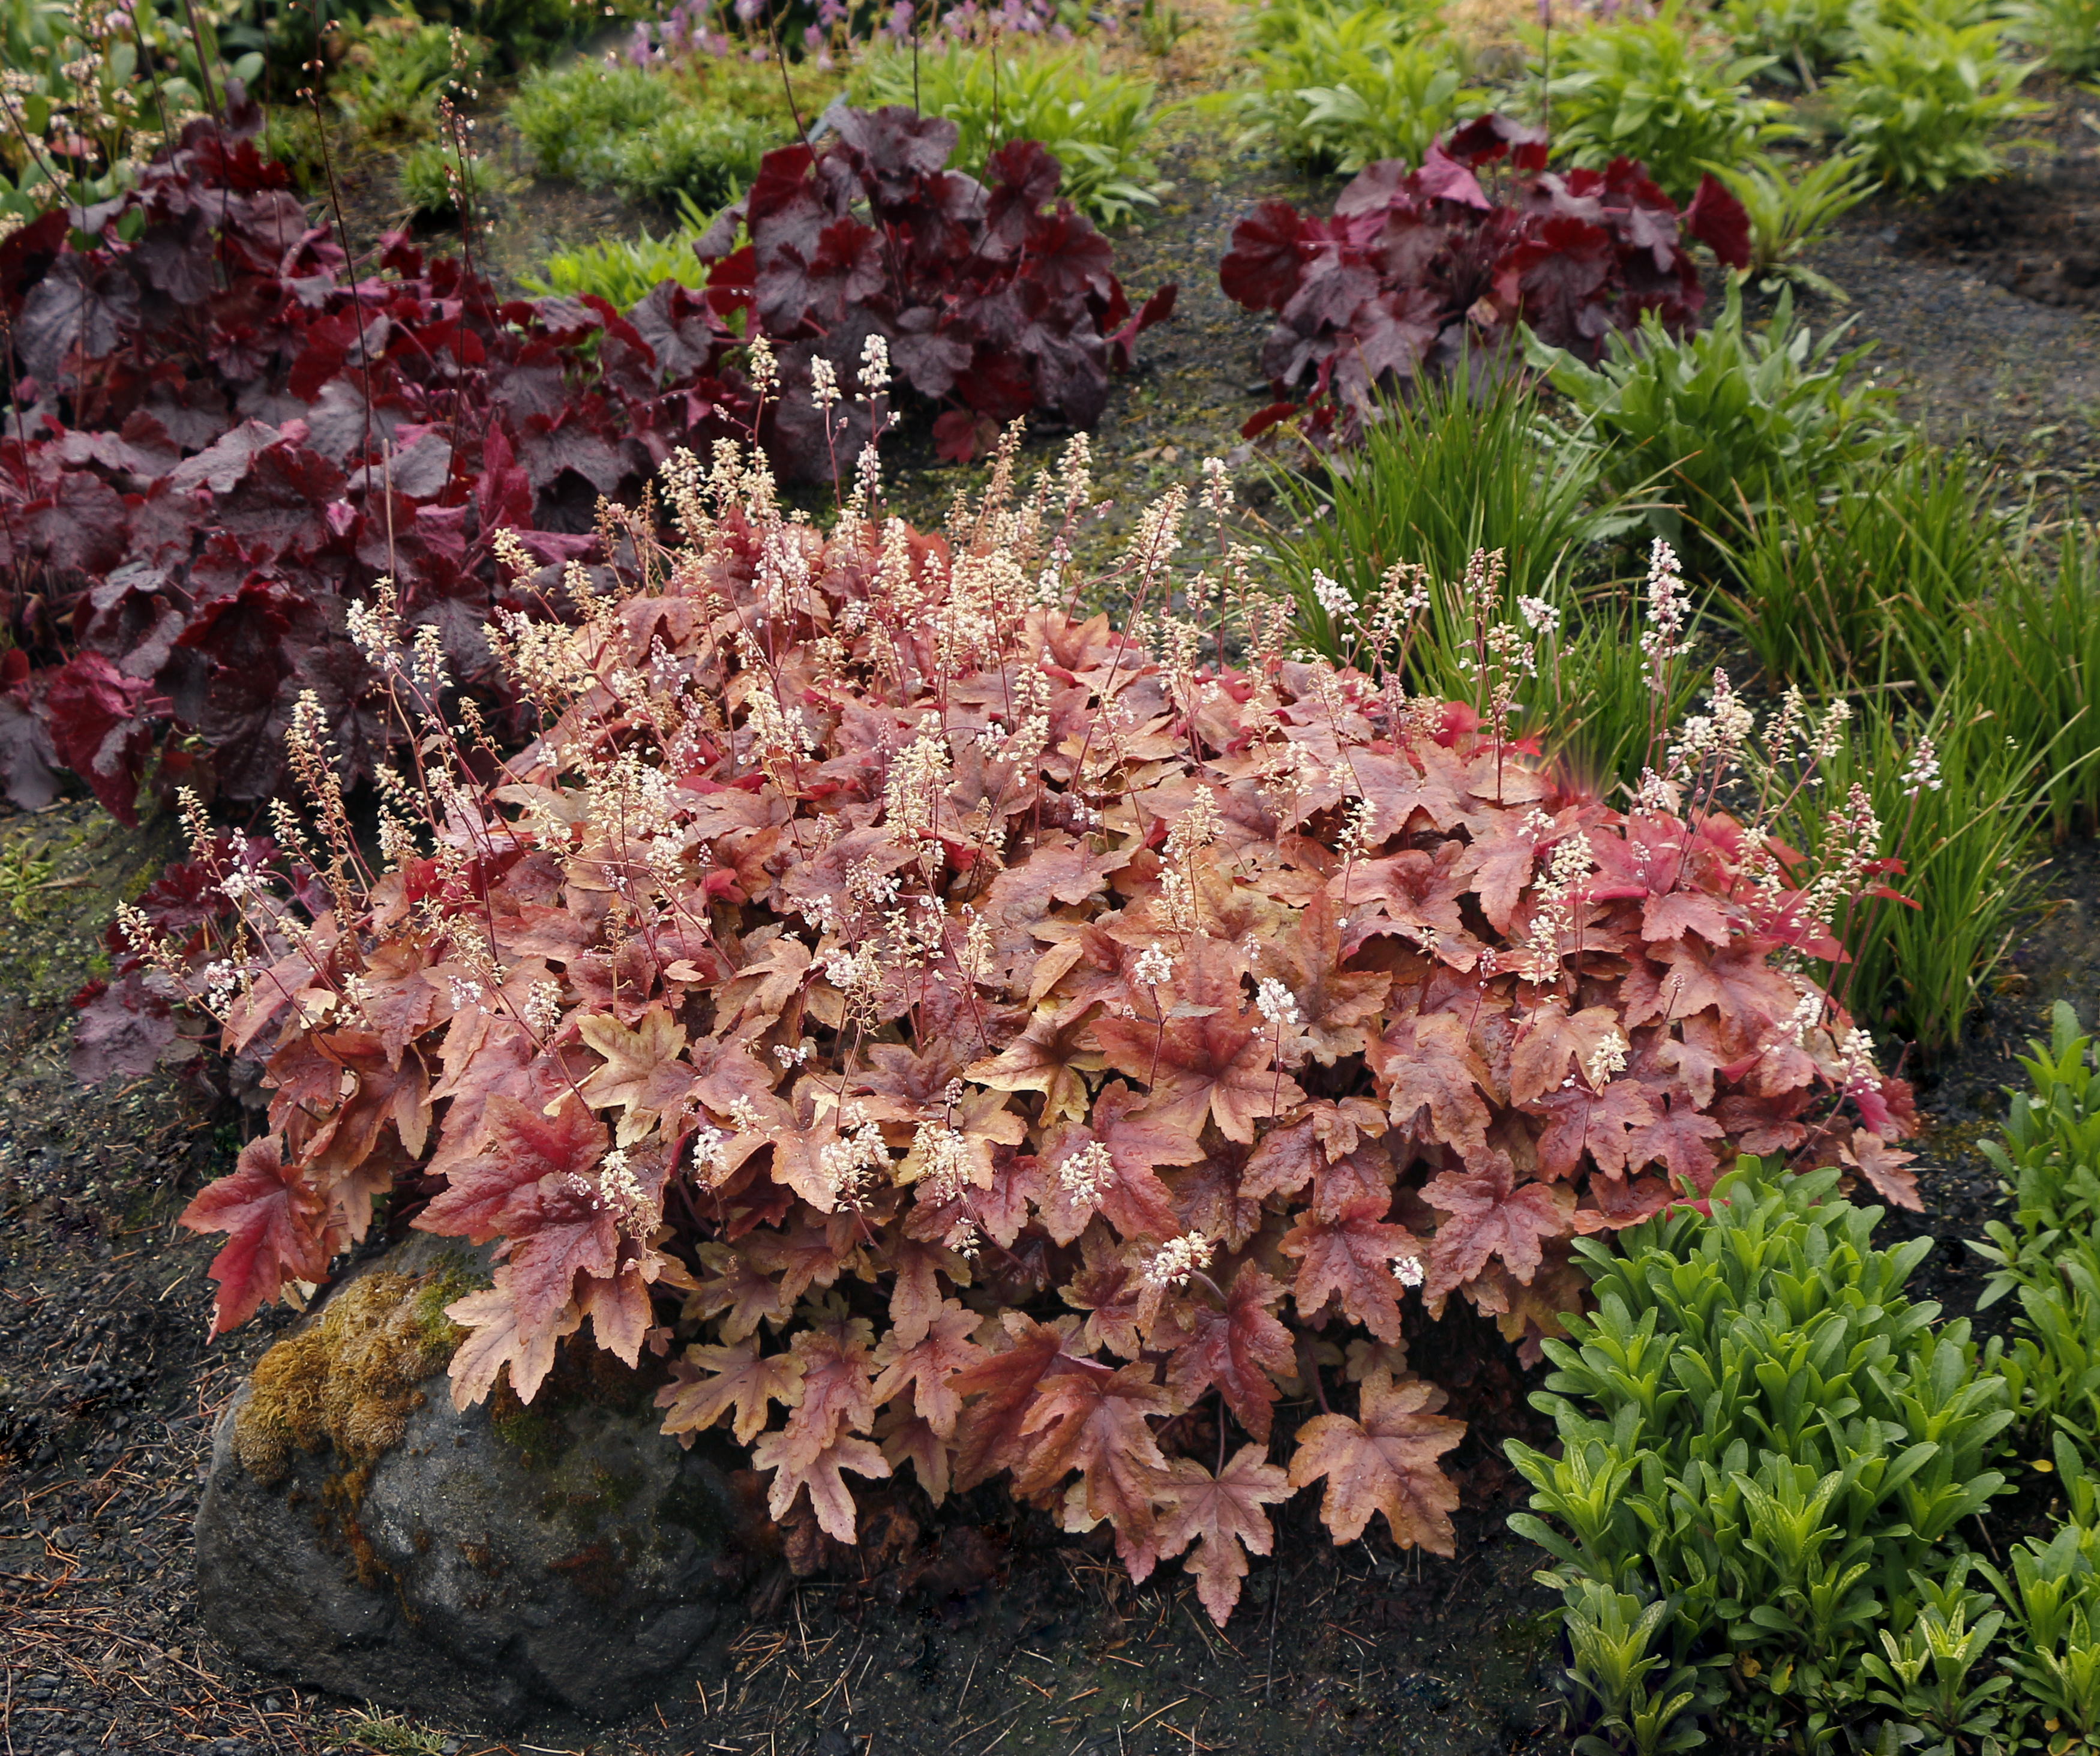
[131,362,1918,1622]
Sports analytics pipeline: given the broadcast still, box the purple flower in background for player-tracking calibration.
[735,0,765,21]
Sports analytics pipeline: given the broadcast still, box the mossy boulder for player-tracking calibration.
[192,1234,747,1728]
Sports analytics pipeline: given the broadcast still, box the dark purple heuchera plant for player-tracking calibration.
[0,90,755,820]
[0,95,1169,823]
[697,107,1176,472]
[1219,115,1751,445]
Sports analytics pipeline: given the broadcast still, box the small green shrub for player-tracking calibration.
[1828,11,2044,190]
[1975,1005,2100,1453]
[334,5,482,140]
[397,138,486,218]
[1540,1,1793,202]
[855,44,1168,224]
[521,200,712,307]
[509,61,675,183]
[1511,1162,2014,1751]
[1723,0,1860,83]
[1706,150,1873,299]
[1238,0,1484,172]
[1531,279,1892,552]
[608,107,771,206]
[2008,0,2100,75]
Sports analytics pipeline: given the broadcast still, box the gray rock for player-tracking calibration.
[193,1243,746,1728]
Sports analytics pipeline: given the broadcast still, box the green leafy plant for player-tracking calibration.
[1530,279,1892,552]
[1828,11,2044,190]
[2008,0,2100,75]
[0,0,259,223]
[332,4,482,140]
[521,196,714,307]
[1859,1559,2014,1751]
[1563,1582,1708,1756]
[397,136,487,218]
[1538,1,1793,202]
[1510,1162,2015,1749]
[1723,0,1860,84]
[1134,0,1194,56]
[1973,1005,2100,1447]
[1705,151,1874,299]
[509,61,675,182]
[1238,1,1485,172]
[608,106,772,206]
[856,44,1169,224]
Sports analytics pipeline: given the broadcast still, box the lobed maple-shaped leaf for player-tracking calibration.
[577,1005,692,1146]
[1287,1370,1464,1552]
[1163,1261,1296,1442]
[1420,1155,1576,1296]
[656,1339,805,1444]
[1090,945,1304,1143]
[1014,1361,1179,1580]
[1279,1197,1423,1343]
[1157,1447,1292,1626]
[950,1312,1077,1491]
[414,1091,606,1242]
[180,1135,334,1336]
[871,1299,986,1437]
[446,1267,584,1410]
[752,1425,891,1543]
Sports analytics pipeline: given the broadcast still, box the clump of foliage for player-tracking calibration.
[1721,0,1858,85]
[508,54,833,208]
[1720,444,1994,688]
[137,396,1914,1619]
[856,44,1169,225]
[1529,280,1891,550]
[0,99,756,819]
[607,106,775,209]
[2007,0,2100,76]
[397,137,490,218]
[332,4,484,142]
[1705,151,1873,301]
[1538,1,1792,203]
[695,108,1175,469]
[1964,523,2100,844]
[1827,10,2044,190]
[523,200,713,308]
[1511,1162,2013,1751]
[508,61,676,181]
[1218,116,1750,445]
[1976,1004,2100,1458]
[1237,0,1485,175]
